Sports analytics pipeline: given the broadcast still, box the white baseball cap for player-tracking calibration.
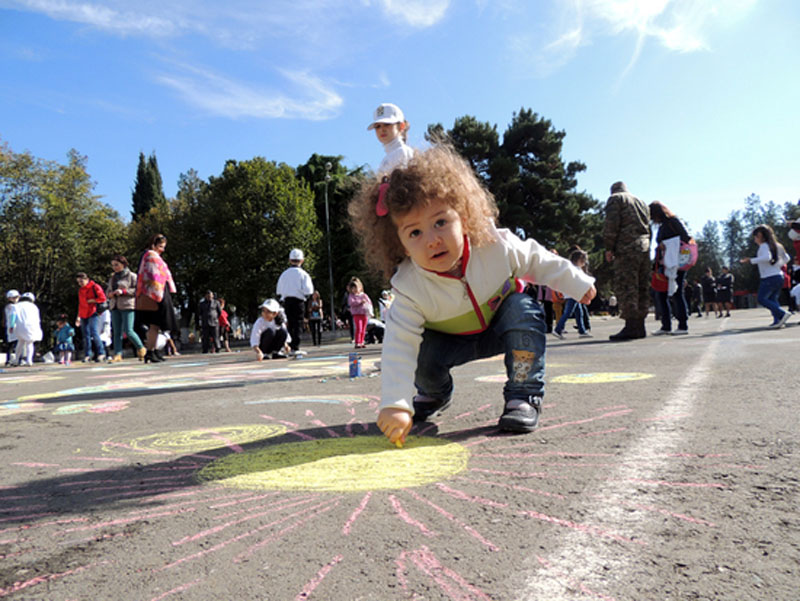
[6,289,20,299]
[289,248,304,261]
[22,292,35,302]
[367,103,405,130]
[260,298,280,312]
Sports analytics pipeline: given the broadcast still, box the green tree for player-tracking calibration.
[194,157,321,320]
[131,151,167,221]
[0,141,126,335]
[427,108,602,253]
[296,154,372,317]
[694,221,724,283]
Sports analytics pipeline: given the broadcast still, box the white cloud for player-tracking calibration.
[534,0,758,73]
[378,0,449,27]
[155,63,343,121]
[8,0,177,36]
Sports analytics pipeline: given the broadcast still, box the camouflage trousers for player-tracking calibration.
[613,251,651,321]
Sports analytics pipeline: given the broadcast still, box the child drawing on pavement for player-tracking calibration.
[348,145,596,446]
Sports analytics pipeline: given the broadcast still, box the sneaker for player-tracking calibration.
[777,312,791,328]
[578,332,593,338]
[498,396,542,433]
[671,328,689,335]
[412,395,452,423]
[82,357,93,363]
[289,349,307,358]
[272,350,288,359]
[651,329,671,336]
[552,330,564,340]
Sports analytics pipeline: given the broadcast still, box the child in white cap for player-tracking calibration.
[4,290,20,366]
[13,292,42,366]
[276,249,314,357]
[250,299,291,361]
[368,102,415,175]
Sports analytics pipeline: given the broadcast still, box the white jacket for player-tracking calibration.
[381,227,595,414]
[377,137,415,175]
[750,242,790,279]
[13,301,42,342]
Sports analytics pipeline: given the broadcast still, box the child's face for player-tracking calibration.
[261,308,277,321]
[373,122,402,144]
[394,198,464,275]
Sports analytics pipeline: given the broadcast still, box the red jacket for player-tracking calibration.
[78,280,107,319]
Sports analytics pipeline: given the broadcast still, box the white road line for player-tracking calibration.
[519,336,721,600]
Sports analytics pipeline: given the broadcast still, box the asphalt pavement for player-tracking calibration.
[1,309,797,600]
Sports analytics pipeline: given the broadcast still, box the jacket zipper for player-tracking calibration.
[460,275,487,330]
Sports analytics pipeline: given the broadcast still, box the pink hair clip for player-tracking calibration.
[376,177,389,217]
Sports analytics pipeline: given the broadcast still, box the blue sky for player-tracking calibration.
[1,0,798,236]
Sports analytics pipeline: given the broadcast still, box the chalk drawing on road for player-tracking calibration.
[551,372,654,384]
[102,424,287,455]
[0,400,46,416]
[53,400,130,415]
[196,436,469,492]
[244,394,379,406]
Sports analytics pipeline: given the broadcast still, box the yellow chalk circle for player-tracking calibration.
[196,436,469,492]
[110,424,287,455]
[551,372,654,384]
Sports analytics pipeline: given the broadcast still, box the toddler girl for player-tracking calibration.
[54,314,76,365]
[368,102,415,175]
[347,277,373,349]
[307,290,323,346]
[349,146,595,445]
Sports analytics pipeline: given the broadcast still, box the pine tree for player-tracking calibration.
[131,151,167,220]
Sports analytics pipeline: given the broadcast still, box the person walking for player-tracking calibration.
[740,224,791,329]
[218,298,232,352]
[4,290,20,366]
[75,272,108,362]
[13,292,42,366]
[716,266,735,317]
[107,254,146,362]
[603,181,651,341]
[307,290,323,346]
[276,248,314,358]
[135,234,178,363]
[649,201,691,336]
[198,290,222,353]
[700,267,719,317]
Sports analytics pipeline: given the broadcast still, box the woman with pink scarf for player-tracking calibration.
[135,234,177,363]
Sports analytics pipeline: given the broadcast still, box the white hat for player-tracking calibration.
[367,103,405,130]
[6,289,20,299]
[289,248,304,261]
[260,298,280,312]
[21,292,35,302]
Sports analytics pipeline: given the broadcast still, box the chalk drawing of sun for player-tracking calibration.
[3,384,724,601]
[196,436,469,492]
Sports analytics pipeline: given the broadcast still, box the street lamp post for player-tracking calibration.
[323,162,336,334]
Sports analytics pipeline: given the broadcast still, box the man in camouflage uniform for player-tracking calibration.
[603,181,651,341]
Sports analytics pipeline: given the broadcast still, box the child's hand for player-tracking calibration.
[580,285,597,304]
[254,348,264,361]
[377,408,412,446]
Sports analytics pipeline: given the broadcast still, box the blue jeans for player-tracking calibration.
[415,292,547,402]
[80,313,105,359]
[655,269,688,331]
[111,309,144,355]
[555,298,586,334]
[757,275,786,322]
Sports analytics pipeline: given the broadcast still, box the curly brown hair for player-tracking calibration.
[348,145,498,281]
